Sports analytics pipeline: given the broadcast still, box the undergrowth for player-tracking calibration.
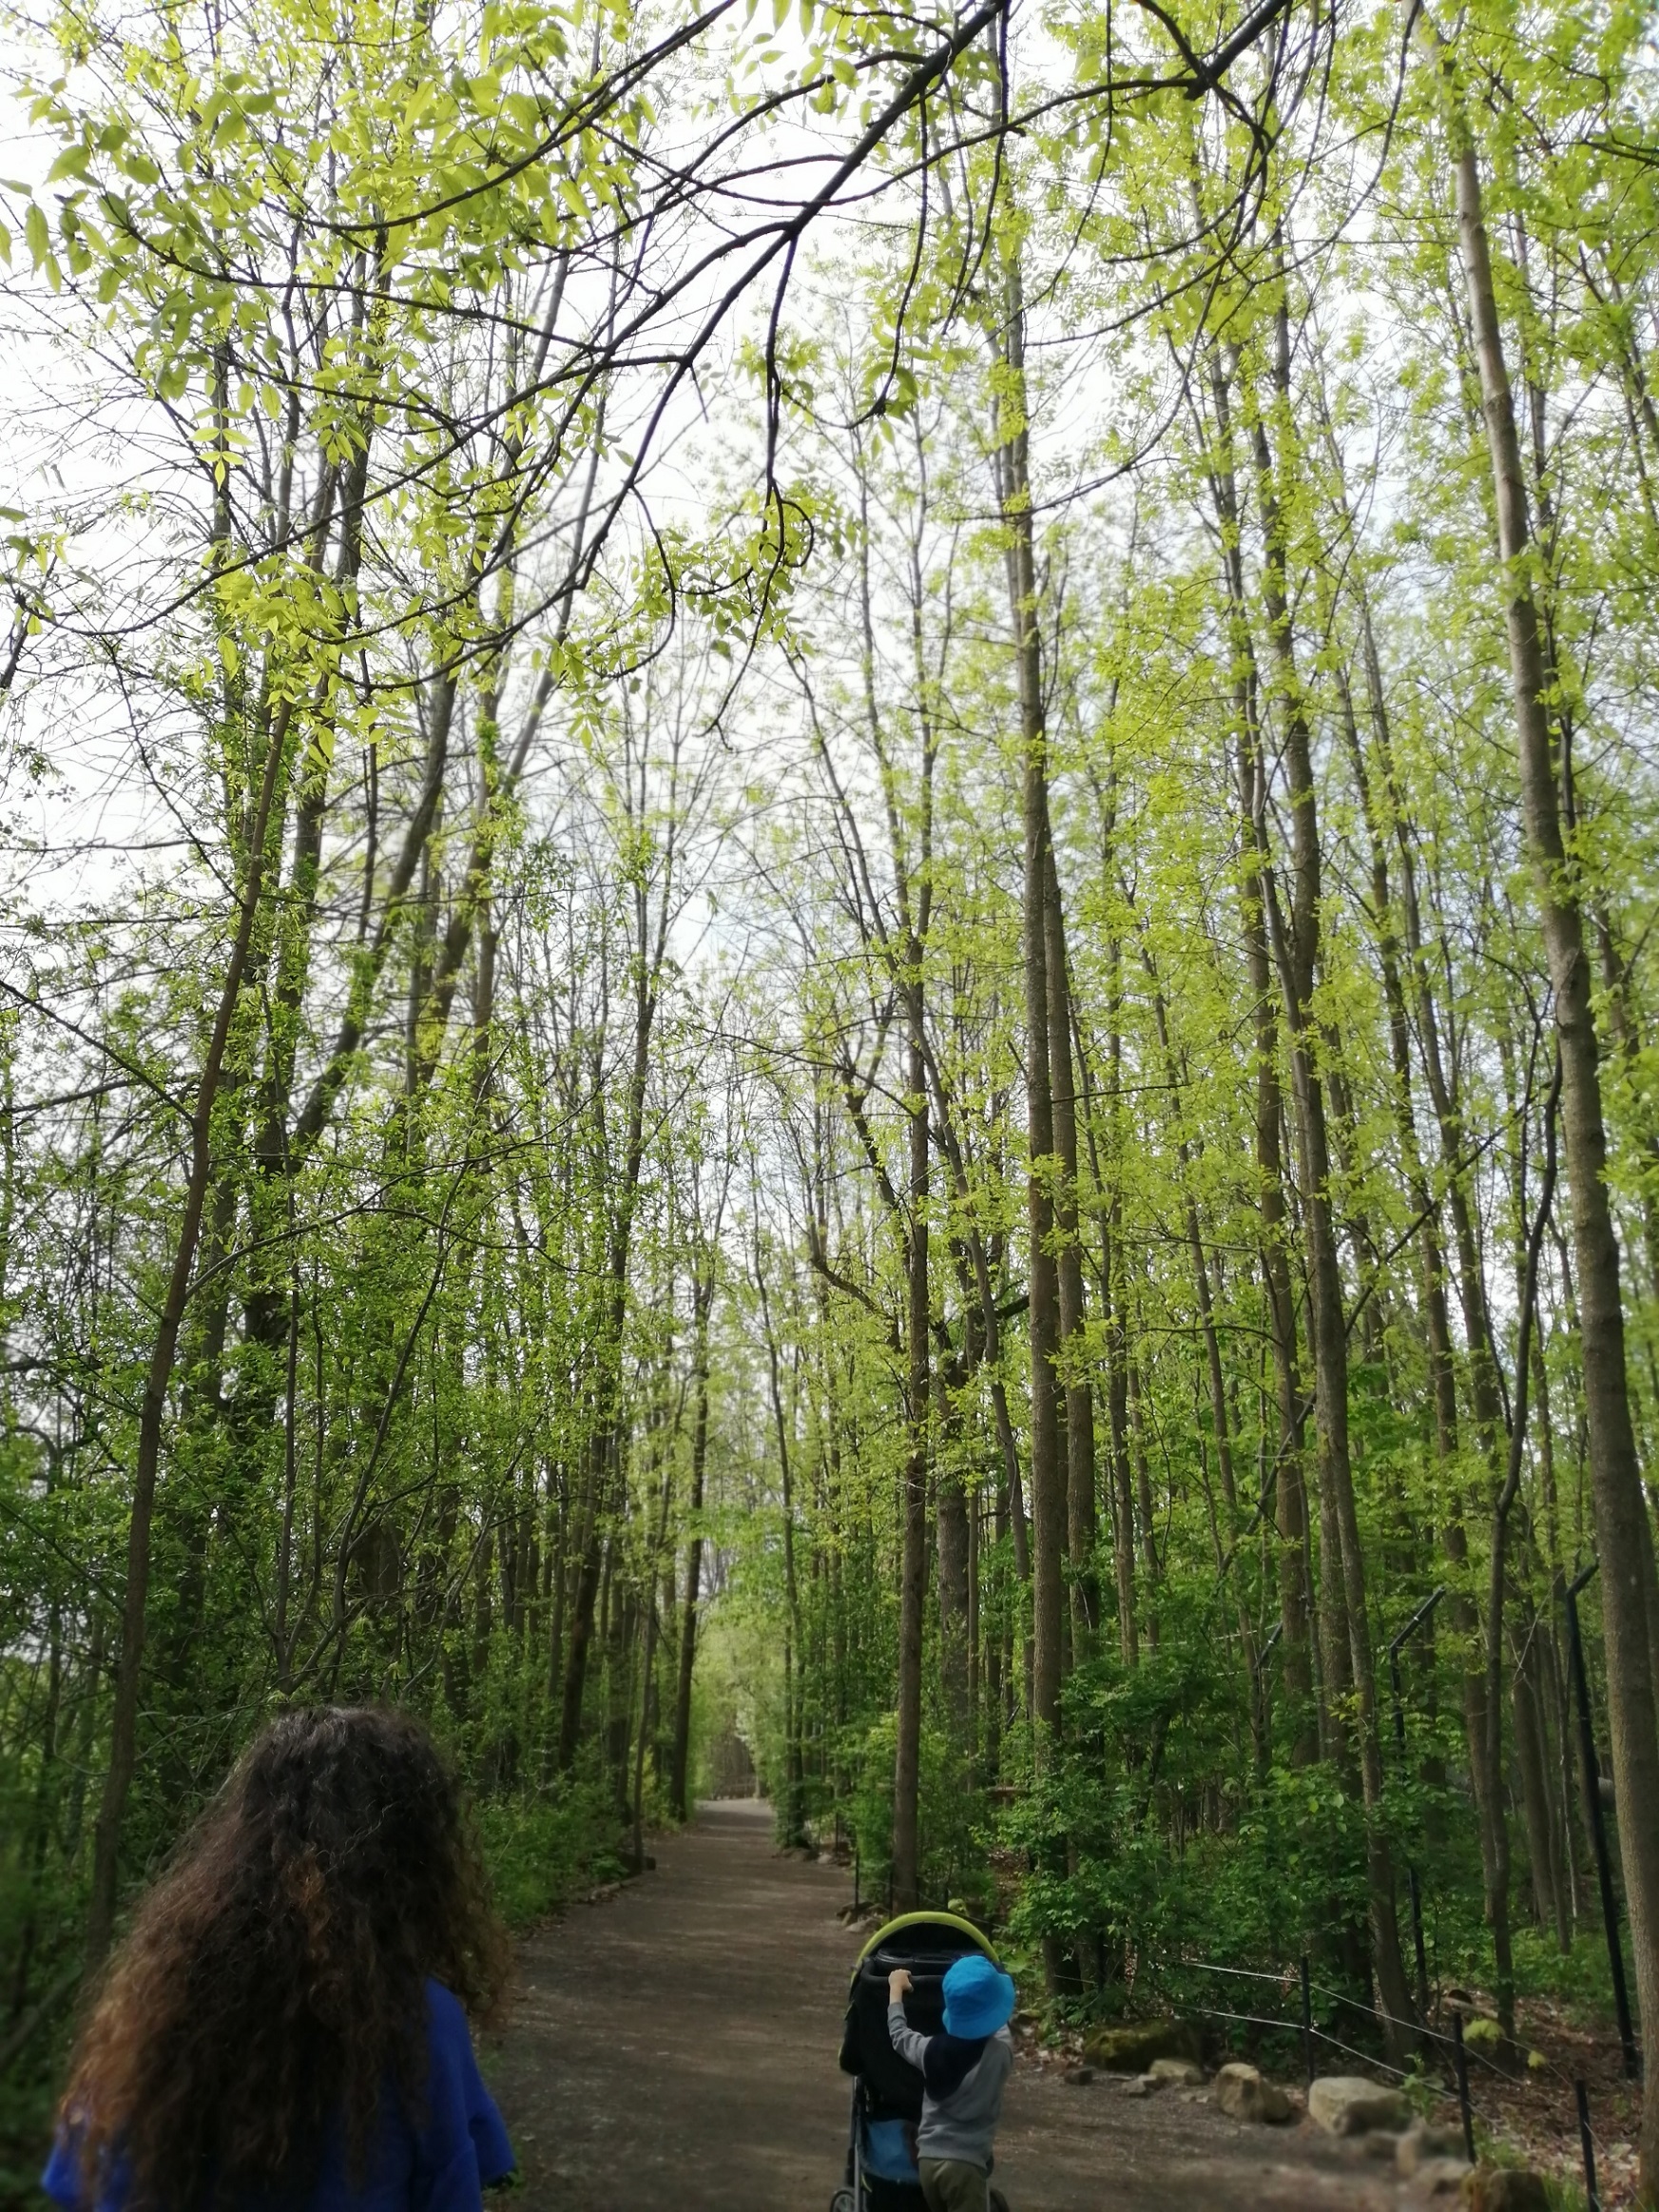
[475,1781,632,1932]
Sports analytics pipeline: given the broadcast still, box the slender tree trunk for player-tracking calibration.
[891,988,930,1905]
[1512,1616,1569,1949]
[670,1274,715,1821]
[1483,1051,1558,2044]
[1335,620,1502,1873]
[1128,1350,1157,1596]
[86,697,298,1969]
[1441,77,1659,2176]
[936,1372,973,1755]
[997,251,1064,1739]
[1244,308,1417,2049]
[559,1426,612,1770]
[967,1464,981,1772]
[1206,352,1315,1757]
[987,1477,1006,1775]
[762,1316,806,1850]
[1076,973,1139,1665]
[1046,849,1098,1659]
[558,823,668,1769]
[1340,635,1462,1466]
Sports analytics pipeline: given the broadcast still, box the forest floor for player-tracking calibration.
[485,1799,1465,2211]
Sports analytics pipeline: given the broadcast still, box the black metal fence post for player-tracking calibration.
[1575,2078,1600,2211]
[1452,2011,1475,2165]
[1564,1562,1640,2077]
[1300,1954,1313,2090]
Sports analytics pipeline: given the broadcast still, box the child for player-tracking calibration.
[886,1952,1016,2212]
[45,1706,514,2212]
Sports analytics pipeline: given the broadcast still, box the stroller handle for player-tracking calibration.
[851,1909,1002,1971]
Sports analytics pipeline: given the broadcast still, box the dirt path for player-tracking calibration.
[484,1801,1401,2211]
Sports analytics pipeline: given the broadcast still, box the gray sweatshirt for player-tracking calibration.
[886,2001,1013,2167]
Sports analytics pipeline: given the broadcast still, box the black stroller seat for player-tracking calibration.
[831,1911,1012,2212]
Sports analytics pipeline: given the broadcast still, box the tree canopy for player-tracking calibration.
[4,0,1659,2194]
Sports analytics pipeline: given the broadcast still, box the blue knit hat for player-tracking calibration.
[942,1952,1017,2039]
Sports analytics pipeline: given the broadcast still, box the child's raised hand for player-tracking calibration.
[887,1969,913,2002]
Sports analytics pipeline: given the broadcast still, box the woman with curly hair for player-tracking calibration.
[45,1706,515,2212]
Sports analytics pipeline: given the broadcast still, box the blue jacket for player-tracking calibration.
[44,1980,515,2212]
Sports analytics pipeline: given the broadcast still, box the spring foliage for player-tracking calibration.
[3,0,1659,2192]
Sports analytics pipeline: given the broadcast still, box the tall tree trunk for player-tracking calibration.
[1206,350,1315,1758]
[556,1426,609,1772]
[997,250,1064,1739]
[1334,618,1500,1877]
[1440,70,1659,2176]
[557,784,670,1769]
[1482,1050,1558,2044]
[891,986,930,1905]
[933,1108,1032,1602]
[1512,1612,1570,1950]
[1046,848,1098,1659]
[936,1370,973,1755]
[1244,306,1417,2050]
[669,1271,715,1822]
[762,1307,806,1851]
[86,695,298,1969]
[1076,966,1139,1665]
[1337,633,1461,1465]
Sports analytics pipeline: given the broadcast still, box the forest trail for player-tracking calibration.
[483,1801,1402,2211]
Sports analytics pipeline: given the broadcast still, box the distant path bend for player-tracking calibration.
[485,1800,1399,2211]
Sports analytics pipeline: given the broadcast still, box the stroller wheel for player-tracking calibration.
[990,2190,1012,2212]
[829,2193,857,2212]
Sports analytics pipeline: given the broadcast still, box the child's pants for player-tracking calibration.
[917,2158,989,2212]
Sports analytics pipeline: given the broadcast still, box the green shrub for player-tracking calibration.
[474,1782,627,1931]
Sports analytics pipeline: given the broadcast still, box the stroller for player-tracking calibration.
[831,1911,1012,2212]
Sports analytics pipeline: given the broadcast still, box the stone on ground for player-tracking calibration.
[1398,2121,1470,2176]
[1212,2062,1291,2124]
[1462,2169,1550,2211]
[1083,2018,1204,2072]
[1148,2057,1206,2086]
[1307,2075,1410,2136]
[1407,2156,1473,2198]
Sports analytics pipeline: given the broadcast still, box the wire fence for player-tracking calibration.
[1154,1951,1638,2207]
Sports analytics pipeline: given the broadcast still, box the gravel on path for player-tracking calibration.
[483,1799,1403,2212]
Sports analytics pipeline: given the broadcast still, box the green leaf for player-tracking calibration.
[302,720,336,780]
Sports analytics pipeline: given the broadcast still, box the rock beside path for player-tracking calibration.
[1398,2121,1469,2176]
[1084,2018,1204,2072]
[1408,2156,1474,2198]
[1213,2063,1292,2125]
[1462,2169,1550,2211]
[1307,2075,1410,2136]
[1149,2058,1206,2087]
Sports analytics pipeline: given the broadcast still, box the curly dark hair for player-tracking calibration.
[60,1706,510,2212]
